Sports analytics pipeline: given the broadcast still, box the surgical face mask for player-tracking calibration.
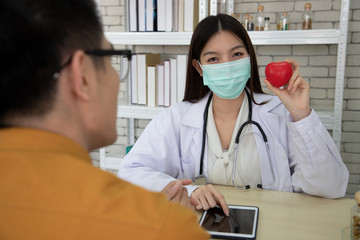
[199,57,251,99]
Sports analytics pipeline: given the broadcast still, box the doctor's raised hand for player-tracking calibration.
[264,59,311,122]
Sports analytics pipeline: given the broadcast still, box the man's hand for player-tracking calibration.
[161,179,197,211]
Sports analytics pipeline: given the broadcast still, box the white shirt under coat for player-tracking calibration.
[118,90,349,198]
[206,94,261,188]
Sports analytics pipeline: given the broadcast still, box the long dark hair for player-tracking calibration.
[183,14,265,103]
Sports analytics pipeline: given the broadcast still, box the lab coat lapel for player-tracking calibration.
[252,92,293,192]
[252,93,281,190]
[181,93,210,178]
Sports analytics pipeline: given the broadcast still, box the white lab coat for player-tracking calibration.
[118,91,349,198]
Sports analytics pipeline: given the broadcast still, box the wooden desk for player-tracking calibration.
[199,185,354,240]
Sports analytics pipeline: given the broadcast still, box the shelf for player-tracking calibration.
[117,105,166,119]
[118,105,334,130]
[106,29,340,46]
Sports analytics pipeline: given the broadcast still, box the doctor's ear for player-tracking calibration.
[192,59,203,77]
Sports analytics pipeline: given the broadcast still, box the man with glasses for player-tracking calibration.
[0,0,209,239]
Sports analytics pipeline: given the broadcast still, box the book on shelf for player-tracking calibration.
[165,0,173,32]
[128,0,138,32]
[147,66,157,107]
[136,53,161,105]
[176,55,188,103]
[184,0,199,32]
[178,0,184,32]
[129,54,188,107]
[170,58,177,105]
[157,0,166,31]
[138,0,146,31]
[226,0,234,15]
[199,0,207,22]
[163,60,170,107]
[129,0,206,32]
[130,54,138,104]
[156,64,164,106]
[146,0,154,31]
[172,0,179,32]
[209,0,217,16]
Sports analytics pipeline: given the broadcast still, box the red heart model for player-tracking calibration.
[265,62,293,88]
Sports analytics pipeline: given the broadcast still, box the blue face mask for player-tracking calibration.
[199,57,251,99]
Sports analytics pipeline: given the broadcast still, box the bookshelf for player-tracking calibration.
[99,0,350,170]
[106,29,341,46]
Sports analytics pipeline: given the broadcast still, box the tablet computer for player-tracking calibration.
[199,205,259,240]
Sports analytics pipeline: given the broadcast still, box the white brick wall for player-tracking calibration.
[92,0,360,198]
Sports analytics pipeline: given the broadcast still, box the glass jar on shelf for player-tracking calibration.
[255,5,265,31]
[264,17,270,31]
[243,13,249,29]
[247,15,254,31]
[277,12,290,30]
[231,13,242,24]
[302,3,313,30]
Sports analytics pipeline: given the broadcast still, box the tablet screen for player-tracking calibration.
[199,205,259,239]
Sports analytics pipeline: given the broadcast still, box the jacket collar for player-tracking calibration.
[0,127,91,163]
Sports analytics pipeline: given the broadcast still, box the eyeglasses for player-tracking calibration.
[53,49,132,81]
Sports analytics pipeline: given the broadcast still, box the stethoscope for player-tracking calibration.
[199,88,276,190]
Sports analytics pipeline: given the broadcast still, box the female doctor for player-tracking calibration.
[118,14,349,214]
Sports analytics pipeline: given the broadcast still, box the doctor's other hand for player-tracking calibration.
[190,184,229,216]
[161,179,196,211]
[263,59,311,122]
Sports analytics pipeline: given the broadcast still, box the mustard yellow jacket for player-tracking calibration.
[0,127,208,240]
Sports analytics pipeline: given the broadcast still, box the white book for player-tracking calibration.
[184,0,199,32]
[199,0,207,22]
[146,0,154,31]
[128,0,138,31]
[130,55,138,104]
[138,0,146,31]
[136,53,161,105]
[137,55,147,105]
[165,0,173,32]
[178,0,184,32]
[176,55,187,103]
[172,0,179,32]
[163,60,170,107]
[183,0,193,32]
[156,64,164,106]
[170,58,177,105]
[157,0,166,31]
[147,66,156,107]
[209,0,217,16]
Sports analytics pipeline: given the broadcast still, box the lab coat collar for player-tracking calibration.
[181,89,281,129]
[252,91,282,113]
[181,92,211,129]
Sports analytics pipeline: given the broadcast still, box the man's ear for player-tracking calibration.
[192,59,203,77]
[69,50,91,101]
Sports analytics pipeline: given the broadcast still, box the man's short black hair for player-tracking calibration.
[0,0,103,121]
